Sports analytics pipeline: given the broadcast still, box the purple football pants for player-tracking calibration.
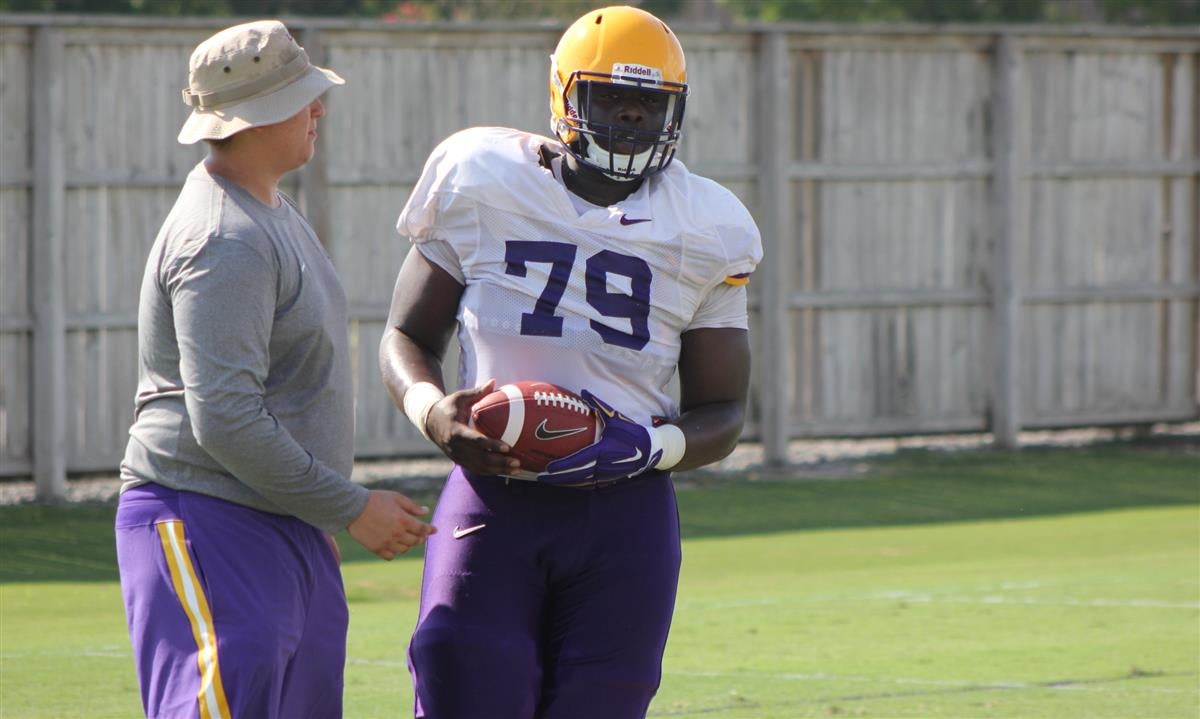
[115,483,348,719]
[409,467,682,719]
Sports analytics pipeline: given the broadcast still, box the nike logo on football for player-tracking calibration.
[534,419,590,441]
[619,215,651,226]
[452,523,487,539]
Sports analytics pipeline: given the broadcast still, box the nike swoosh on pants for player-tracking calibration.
[452,524,487,539]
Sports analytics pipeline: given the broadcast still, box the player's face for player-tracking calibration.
[586,83,670,156]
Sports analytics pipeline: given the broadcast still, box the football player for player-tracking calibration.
[379,6,762,717]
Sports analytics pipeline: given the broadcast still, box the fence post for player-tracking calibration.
[989,34,1024,449]
[297,27,333,249]
[31,26,67,500]
[757,30,794,466]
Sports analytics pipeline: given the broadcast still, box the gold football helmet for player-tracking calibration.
[549,6,688,180]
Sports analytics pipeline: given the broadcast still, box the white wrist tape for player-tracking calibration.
[403,382,445,441]
[649,423,687,470]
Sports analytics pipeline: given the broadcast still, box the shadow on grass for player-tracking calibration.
[675,440,1198,539]
[1,440,1196,583]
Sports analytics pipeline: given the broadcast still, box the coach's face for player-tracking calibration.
[588,83,669,156]
[251,97,326,173]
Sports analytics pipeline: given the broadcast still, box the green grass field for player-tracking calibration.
[1,442,1197,718]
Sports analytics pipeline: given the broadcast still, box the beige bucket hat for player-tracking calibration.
[178,20,344,145]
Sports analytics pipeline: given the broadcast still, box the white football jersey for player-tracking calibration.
[397,127,762,424]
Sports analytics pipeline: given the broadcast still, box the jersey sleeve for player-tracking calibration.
[395,134,481,285]
[687,281,750,330]
[413,237,464,284]
[684,183,763,331]
[686,181,758,333]
[716,196,763,285]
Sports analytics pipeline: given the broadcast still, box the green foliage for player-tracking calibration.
[1,0,1195,24]
[0,0,676,19]
[718,0,1198,23]
[1098,0,1200,23]
[0,0,397,16]
[720,0,1044,23]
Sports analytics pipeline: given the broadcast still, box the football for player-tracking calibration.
[470,381,599,475]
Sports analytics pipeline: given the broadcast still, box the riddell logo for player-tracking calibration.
[618,64,653,77]
[612,63,663,84]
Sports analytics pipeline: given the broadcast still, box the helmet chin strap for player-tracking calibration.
[582,137,656,182]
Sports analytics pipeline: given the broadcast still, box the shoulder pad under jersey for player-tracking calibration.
[654,164,763,282]
[420,127,558,210]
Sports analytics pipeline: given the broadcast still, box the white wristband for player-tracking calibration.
[649,423,687,470]
[403,382,445,441]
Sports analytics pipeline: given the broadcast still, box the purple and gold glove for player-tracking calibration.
[537,390,663,487]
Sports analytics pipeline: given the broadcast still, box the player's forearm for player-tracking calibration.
[379,247,463,411]
[378,326,447,410]
[668,400,747,472]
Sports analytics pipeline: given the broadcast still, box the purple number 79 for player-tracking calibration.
[504,241,651,351]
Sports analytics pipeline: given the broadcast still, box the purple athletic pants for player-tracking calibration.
[409,467,682,719]
[115,483,348,719]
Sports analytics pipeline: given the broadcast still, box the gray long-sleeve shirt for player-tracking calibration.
[121,162,368,533]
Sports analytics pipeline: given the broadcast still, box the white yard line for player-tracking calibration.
[661,669,1196,695]
[679,591,1199,611]
[865,591,1199,609]
[0,649,128,659]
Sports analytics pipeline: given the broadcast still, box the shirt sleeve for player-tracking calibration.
[397,133,482,283]
[687,281,750,331]
[397,184,480,282]
[414,236,465,285]
[164,235,368,533]
[686,197,761,331]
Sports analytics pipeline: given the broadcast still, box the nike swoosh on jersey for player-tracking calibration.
[619,215,651,225]
[452,523,487,539]
[534,419,590,441]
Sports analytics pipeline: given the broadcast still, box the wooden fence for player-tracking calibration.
[0,15,1197,497]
